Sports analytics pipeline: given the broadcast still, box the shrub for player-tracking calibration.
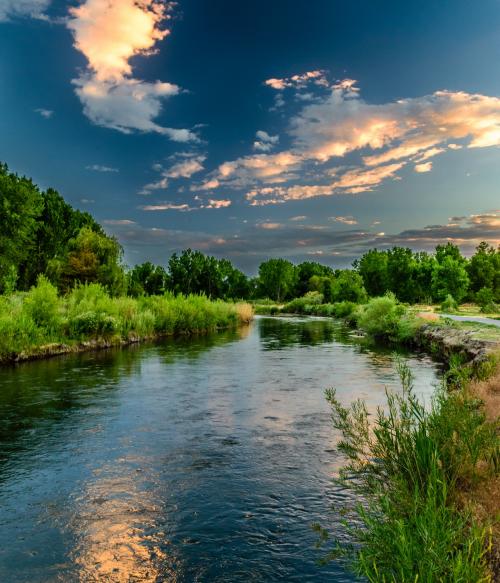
[22,275,61,330]
[356,293,420,344]
[318,359,497,582]
[440,294,458,312]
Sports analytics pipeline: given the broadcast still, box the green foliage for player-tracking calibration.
[356,293,420,344]
[440,294,458,313]
[320,360,497,582]
[0,163,44,291]
[330,270,367,303]
[128,262,168,296]
[295,261,334,297]
[258,258,296,302]
[0,285,252,361]
[356,249,389,297]
[23,275,61,330]
[432,256,469,303]
[467,242,500,302]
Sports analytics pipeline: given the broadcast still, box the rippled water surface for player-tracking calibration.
[0,316,441,582]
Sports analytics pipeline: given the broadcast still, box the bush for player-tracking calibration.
[22,275,61,330]
[318,359,497,582]
[356,293,420,344]
[440,294,458,312]
[69,311,118,337]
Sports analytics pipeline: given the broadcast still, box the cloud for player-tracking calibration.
[253,130,279,152]
[264,70,330,91]
[140,154,206,194]
[289,215,308,222]
[139,198,231,211]
[67,0,195,140]
[414,162,432,173]
[34,108,53,118]
[86,164,119,173]
[102,219,136,225]
[0,0,50,21]
[330,216,358,225]
[200,78,500,206]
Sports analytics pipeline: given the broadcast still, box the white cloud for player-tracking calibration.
[0,0,50,21]
[253,130,279,152]
[67,0,195,140]
[139,154,206,194]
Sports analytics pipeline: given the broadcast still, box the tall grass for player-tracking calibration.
[0,277,253,362]
[316,358,498,582]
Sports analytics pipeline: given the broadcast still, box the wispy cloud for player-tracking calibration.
[140,154,206,195]
[139,198,231,212]
[67,0,195,140]
[34,108,53,118]
[330,215,358,225]
[0,0,50,21]
[86,164,119,173]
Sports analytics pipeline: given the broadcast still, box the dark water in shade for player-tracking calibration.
[0,316,441,582]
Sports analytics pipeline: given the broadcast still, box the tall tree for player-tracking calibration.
[356,249,389,297]
[0,164,43,291]
[258,258,296,302]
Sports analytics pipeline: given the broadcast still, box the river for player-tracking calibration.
[0,316,441,582]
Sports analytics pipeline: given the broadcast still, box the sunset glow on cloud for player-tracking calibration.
[67,0,194,140]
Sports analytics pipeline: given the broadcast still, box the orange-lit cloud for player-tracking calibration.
[68,0,195,140]
[200,78,500,205]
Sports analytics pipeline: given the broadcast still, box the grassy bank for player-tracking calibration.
[316,356,500,582]
[0,276,253,364]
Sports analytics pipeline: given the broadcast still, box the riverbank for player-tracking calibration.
[0,278,253,365]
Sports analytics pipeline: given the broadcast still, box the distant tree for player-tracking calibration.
[431,256,469,303]
[128,262,168,296]
[413,251,437,303]
[386,247,417,302]
[258,258,296,302]
[356,249,389,297]
[0,163,43,291]
[295,261,334,297]
[330,270,368,303]
[435,242,465,265]
[467,242,499,301]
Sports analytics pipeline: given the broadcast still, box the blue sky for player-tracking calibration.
[0,0,499,272]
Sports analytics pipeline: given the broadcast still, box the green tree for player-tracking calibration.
[128,262,168,296]
[386,247,417,302]
[356,249,389,297]
[258,258,296,302]
[413,251,437,303]
[330,270,368,303]
[295,261,334,297]
[53,227,126,295]
[467,242,499,301]
[431,256,469,303]
[0,163,43,291]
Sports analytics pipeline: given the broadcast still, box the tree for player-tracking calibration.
[0,163,43,291]
[53,227,126,295]
[431,256,469,303]
[128,262,168,296]
[258,258,296,302]
[413,251,437,303]
[295,261,334,297]
[386,247,417,302]
[435,242,465,265]
[330,270,368,303]
[467,242,500,301]
[356,249,389,297]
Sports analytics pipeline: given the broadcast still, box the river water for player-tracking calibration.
[0,316,441,582]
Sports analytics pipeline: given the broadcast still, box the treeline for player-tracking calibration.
[1,164,498,307]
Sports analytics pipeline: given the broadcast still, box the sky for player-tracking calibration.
[0,0,499,273]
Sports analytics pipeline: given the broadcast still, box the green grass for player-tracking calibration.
[316,358,499,582]
[0,276,252,362]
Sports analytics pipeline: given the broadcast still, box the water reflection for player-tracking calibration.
[0,316,440,582]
